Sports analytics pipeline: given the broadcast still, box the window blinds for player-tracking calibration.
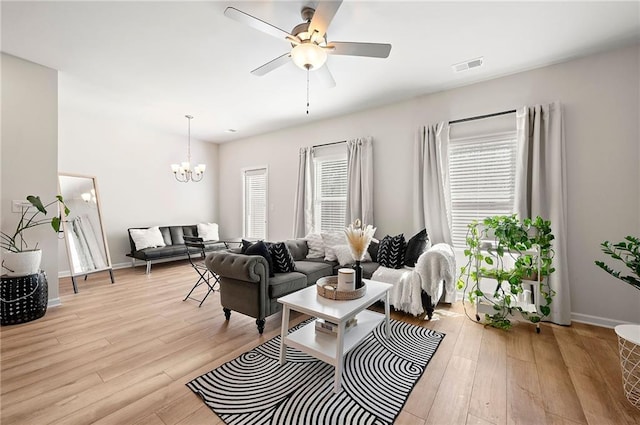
[243,168,267,239]
[449,133,517,247]
[314,157,347,232]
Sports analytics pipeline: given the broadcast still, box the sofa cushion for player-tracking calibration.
[135,245,187,260]
[243,240,275,278]
[268,272,308,298]
[169,226,186,246]
[377,234,406,269]
[285,239,308,261]
[269,242,296,273]
[159,226,173,246]
[404,228,430,267]
[130,227,166,251]
[294,260,334,284]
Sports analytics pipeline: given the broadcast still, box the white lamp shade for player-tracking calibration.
[195,164,206,173]
[81,192,92,202]
[181,161,191,171]
[171,164,180,172]
[291,43,327,70]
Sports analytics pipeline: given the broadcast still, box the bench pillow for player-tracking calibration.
[197,223,219,241]
[130,227,166,251]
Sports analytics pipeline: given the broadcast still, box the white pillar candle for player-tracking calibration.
[337,268,355,291]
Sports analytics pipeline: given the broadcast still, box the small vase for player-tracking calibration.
[353,260,363,289]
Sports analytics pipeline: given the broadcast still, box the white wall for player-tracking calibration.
[1,54,60,303]
[58,74,220,273]
[218,44,640,325]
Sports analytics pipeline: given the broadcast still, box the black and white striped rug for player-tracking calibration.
[187,319,444,425]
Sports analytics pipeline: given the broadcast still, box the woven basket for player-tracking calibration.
[316,276,366,300]
[1,271,48,326]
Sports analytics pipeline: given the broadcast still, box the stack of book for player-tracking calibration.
[315,317,358,335]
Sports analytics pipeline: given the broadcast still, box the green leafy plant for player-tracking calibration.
[457,215,556,330]
[595,236,640,291]
[1,195,70,253]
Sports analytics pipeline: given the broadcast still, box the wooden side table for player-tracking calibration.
[615,324,640,409]
[1,271,48,325]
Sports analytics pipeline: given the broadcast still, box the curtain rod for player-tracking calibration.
[449,109,517,125]
[312,140,346,148]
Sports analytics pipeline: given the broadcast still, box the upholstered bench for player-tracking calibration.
[126,224,226,273]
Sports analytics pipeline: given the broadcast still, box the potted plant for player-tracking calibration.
[595,236,640,409]
[595,236,640,292]
[457,214,556,330]
[1,195,70,276]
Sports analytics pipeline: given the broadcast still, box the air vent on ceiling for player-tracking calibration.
[452,57,484,73]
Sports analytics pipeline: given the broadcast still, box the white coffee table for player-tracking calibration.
[278,279,392,393]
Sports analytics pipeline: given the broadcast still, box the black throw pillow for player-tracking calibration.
[404,228,429,267]
[268,242,296,273]
[377,234,406,269]
[243,240,274,278]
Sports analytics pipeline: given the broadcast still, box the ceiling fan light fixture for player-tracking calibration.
[291,42,327,70]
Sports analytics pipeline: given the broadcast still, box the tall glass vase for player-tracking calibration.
[353,260,363,289]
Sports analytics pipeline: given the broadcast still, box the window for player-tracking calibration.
[448,132,517,247]
[313,148,348,233]
[243,167,267,239]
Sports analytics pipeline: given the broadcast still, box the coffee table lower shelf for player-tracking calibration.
[284,309,384,365]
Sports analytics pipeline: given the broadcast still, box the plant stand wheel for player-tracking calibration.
[536,323,541,333]
[475,313,481,322]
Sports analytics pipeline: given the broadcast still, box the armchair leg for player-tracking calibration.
[223,308,231,321]
[256,319,265,334]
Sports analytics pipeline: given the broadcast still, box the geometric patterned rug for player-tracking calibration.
[187,319,445,425]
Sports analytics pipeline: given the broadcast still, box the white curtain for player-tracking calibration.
[345,137,374,226]
[414,122,452,245]
[515,101,571,325]
[293,147,313,238]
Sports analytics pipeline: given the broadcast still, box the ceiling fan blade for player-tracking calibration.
[308,1,342,39]
[250,52,291,76]
[224,7,298,43]
[315,64,336,88]
[327,41,392,58]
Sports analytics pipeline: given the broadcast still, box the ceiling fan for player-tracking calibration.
[224,1,392,88]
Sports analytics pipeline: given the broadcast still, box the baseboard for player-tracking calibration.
[58,261,139,278]
[571,312,633,329]
[48,297,61,308]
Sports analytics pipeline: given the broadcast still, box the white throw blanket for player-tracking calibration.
[415,243,456,305]
[371,243,457,316]
[371,266,424,316]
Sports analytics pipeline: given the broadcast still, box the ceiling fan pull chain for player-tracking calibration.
[306,67,310,115]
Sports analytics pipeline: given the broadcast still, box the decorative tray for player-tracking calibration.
[316,276,366,300]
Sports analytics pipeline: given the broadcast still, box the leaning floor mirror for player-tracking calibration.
[58,173,114,293]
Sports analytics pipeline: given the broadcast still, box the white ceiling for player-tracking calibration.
[2,1,639,143]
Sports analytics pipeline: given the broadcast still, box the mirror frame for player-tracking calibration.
[58,173,114,292]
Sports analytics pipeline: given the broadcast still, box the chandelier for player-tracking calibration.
[171,115,206,183]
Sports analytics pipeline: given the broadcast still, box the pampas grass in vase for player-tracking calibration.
[345,219,376,289]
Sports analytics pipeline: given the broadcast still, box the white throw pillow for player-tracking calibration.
[333,245,354,266]
[130,226,166,251]
[333,244,372,265]
[197,223,219,241]
[322,231,347,261]
[305,233,325,259]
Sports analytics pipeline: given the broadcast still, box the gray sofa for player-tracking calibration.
[126,225,226,273]
[204,239,380,334]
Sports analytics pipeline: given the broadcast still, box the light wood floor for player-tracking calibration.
[1,262,638,425]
